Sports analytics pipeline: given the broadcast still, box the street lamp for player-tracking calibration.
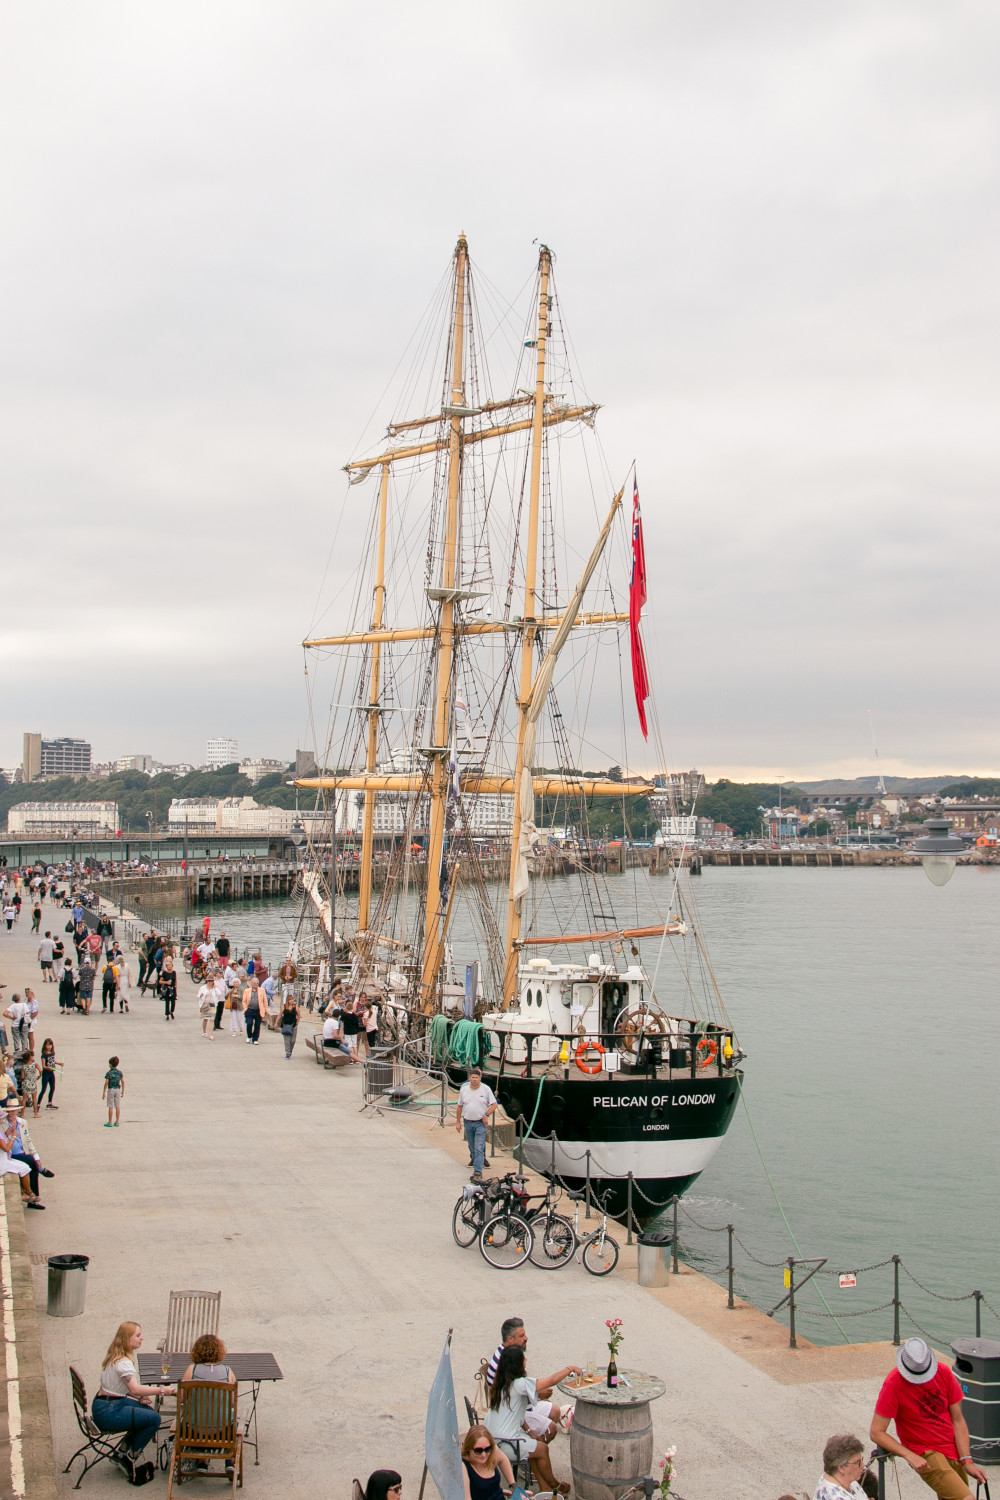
[913,818,965,887]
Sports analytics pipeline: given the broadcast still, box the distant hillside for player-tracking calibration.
[795,775,968,795]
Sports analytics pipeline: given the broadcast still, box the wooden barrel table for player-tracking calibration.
[558,1370,666,1500]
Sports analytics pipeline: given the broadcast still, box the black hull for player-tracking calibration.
[479,1069,741,1228]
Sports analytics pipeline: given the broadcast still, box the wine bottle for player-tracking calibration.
[607,1357,618,1389]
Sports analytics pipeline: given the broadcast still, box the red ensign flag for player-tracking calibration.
[629,476,650,738]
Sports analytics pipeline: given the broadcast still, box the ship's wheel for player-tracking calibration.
[616,1008,668,1054]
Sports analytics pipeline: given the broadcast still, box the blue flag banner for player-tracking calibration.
[425,1333,464,1500]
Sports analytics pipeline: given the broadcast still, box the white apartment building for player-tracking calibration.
[238,758,286,786]
[117,754,154,773]
[217,797,297,836]
[7,802,119,836]
[205,737,239,770]
[660,814,698,844]
[167,798,221,828]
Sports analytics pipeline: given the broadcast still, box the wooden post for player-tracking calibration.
[420,235,468,1008]
[503,245,552,1004]
[358,460,391,938]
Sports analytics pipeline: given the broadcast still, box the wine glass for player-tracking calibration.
[585,1351,596,1379]
[161,1352,171,1379]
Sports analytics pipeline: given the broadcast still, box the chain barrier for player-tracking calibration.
[807,1301,896,1320]
[816,1258,895,1277]
[900,1264,977,1302]
[899,1302,951,1346]
[677,1205,728,1233]
[504,1122,1000,1347]
[731,1232,788,1269]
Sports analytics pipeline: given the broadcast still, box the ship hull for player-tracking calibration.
[482,1070,741,1226]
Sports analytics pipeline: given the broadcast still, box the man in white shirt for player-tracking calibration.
[455,1066,497,1183]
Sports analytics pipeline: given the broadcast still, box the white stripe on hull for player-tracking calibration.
[522,1134,723,1181]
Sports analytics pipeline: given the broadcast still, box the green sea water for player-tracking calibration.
[202,864,1000,1347]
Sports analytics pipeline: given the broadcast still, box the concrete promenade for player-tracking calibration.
[0,897,935,1499]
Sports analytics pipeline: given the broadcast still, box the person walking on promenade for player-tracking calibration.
[78,956,95,1014]
[278,956,297,1001]
[117,956,132,1014]
[215,930,230,964]
[58,960,77,1015]
[456,1066,497,1183]
[228,972,243,1036]
[30,903,41,933]
[871,1338,987,1500]
[243,977,263,1045]
[20,1056,40,1116]
[101,955,118,1014]
[279,993,299,1058]
[3,902,15,932]
[157,956,177,1021]
[198,974,218,1038]
[91,1321,169,1485]
[39,1038,59,1108]
[85,926,103,971]
[103,1056,124,1126]
[38,931,56,982]
[12,891,21,922]
[139,931,159,994]
[4,994,30,1056]
[212,967,228,1033]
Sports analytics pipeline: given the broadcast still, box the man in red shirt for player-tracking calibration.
[871,1338,988,1499]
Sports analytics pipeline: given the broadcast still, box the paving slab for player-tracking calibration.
[0,900,937,1499]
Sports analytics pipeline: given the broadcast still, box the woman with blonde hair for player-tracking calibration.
[91,1320,172,1485]
[461,1425,515,1500]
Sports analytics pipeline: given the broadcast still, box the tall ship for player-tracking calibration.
[297,236,743,1223]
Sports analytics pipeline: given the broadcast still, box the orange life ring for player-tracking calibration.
[696,1037,718,1070]
[575,1040,606,1075]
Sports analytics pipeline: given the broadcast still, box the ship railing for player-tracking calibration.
[472,1019,737,1081]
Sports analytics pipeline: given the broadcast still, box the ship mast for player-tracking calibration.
[502,245,551,1004]
[357,459,391,939]
[419,234,469,1007]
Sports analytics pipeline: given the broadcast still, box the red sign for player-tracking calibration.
[839,1273,857,1289]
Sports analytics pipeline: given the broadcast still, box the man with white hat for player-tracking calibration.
[871,1337,987,1498]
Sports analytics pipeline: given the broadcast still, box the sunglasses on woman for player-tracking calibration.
[472,1447,492,1455]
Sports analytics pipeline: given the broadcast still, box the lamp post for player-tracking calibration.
[328,794,337,990]
[913,818,965,887]
[183,815,190,936]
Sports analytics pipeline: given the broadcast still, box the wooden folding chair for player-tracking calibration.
[165,1381,242,1497]
[64,1366,123,1489]
[156,1290,221,1417]
[159,1289,222,1356]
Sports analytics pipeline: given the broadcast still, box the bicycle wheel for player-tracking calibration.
[479,1213,533,1270]
[528,1213,577,1269]
[582,1230,620,1276]
[452,1195,483,1249]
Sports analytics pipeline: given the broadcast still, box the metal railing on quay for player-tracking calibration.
[361,1047,456,1124]
[501,1119,1000,1351]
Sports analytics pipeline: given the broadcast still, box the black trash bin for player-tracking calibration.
[637,1230,673,1288]
[47,1254,89,1317]
[952,1338,1000,1463]
[368,1047,395,1094]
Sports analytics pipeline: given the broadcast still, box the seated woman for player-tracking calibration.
[91,1321,172,1486]
[179,1333,238,1473]
[486,1344,576,1496]
[462,1425,515,1500]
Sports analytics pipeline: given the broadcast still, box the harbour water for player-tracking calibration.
[200,864,1000,1348]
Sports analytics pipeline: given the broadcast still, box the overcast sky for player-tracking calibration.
[2,1,997,782]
